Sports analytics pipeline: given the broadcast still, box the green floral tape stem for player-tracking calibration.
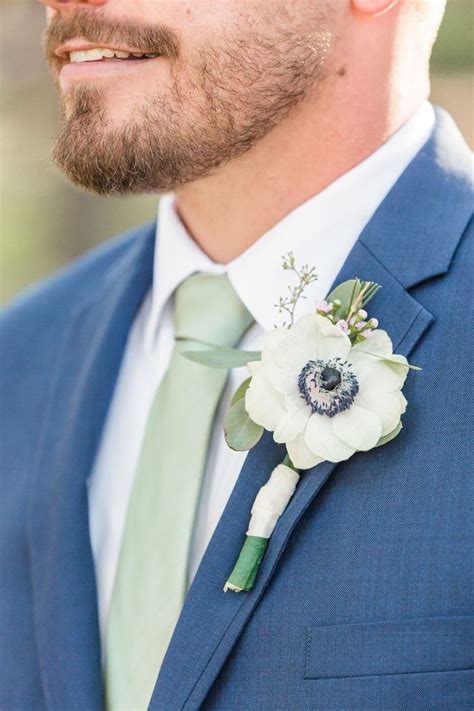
[224,536,268,592]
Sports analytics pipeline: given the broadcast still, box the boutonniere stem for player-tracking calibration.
[224,455,300,592]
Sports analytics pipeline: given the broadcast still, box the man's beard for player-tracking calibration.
[48,9,333,196]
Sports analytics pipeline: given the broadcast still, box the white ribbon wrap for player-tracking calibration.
[247,464,300,539]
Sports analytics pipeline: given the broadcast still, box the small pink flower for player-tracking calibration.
[336,319,349,334]
[369,318,379,329]
[360,329,374,339]
[355,321,367,331]
[358,309,368,319]
[316,300,332,313]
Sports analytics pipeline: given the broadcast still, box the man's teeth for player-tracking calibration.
[68,48,160,63]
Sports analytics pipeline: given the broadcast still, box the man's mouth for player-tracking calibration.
[53,41,166,82]
[68,48,161,63]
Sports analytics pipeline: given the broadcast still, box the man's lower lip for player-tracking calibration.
[59,56,163,81]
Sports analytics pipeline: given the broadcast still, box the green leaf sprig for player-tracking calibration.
[224,377,263,451]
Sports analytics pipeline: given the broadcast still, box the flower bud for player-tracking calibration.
[316,300,332,314]
[336,319,349,334]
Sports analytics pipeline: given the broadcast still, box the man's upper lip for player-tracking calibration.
[55,40,154,59]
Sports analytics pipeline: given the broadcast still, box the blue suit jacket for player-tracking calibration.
[1,109,473,710]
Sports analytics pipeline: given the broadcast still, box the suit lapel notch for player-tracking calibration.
[359,108,473,290]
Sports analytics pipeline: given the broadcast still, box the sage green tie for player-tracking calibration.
[104,273,253,710]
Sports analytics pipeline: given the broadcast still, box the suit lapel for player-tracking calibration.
[150,109,473,710]
[28,226,156,710]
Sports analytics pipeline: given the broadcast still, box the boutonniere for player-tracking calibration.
[183,254,420,593]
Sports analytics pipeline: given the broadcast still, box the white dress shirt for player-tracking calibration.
[88,102,435,647]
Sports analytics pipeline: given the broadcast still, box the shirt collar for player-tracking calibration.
[145,101,435,349]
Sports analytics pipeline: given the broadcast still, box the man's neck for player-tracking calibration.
[174,82,428,264]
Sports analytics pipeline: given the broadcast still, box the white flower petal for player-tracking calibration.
[352,329,393,357]
[349,331,409,390]
[272,367,301,396]
[311,314,352,361]
[274,398,311,443]
[332,403,382,451]
[286,433,325,470]
[398,391,408,414]
[288,313,323,342]
[355,389,404,436]
[261,328,289,362]
[245,370,286,431]
[247,360,262,376]
[259,351,301,396]
[304,413,356,462]
[273,332,318,377]
[286,313,351,362]
[259,328,308,395]
[284,385,306,411]
[349,351,408,393]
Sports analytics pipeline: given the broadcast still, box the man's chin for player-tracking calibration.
[52,142,159,196]
[52,120,187,196]
[51,88,162,195]
[52,102,227,196]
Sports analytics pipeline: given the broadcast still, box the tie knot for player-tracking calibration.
[174,272,253,348]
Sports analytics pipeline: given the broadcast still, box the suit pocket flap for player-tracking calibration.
[305,616,474,679]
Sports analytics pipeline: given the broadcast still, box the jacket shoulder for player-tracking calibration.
[0,221,155,347]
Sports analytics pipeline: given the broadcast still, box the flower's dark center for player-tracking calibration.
[298,357,359,417]
[320,366,342,391]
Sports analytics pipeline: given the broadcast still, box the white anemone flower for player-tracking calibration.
[245,314,408,469]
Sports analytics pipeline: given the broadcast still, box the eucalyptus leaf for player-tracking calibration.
[181,348,261,369]
[230,377,252,407]
[353,348,421,371]
[326,279,358,319]
[374,421,403,448]
[224,397,264,451]
[327,278,381,320]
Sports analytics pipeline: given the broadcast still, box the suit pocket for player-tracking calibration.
[305,616,474,680]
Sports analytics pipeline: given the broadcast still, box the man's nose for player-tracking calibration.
[37,0,107,9]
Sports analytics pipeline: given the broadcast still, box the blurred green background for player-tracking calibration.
[1,0,473,304]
